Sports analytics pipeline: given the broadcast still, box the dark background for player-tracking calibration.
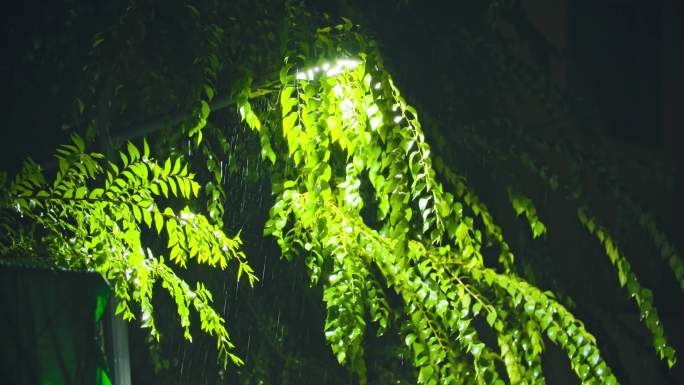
[1,1,682,384]
[3,0,680,240]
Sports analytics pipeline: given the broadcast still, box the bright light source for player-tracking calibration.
[294,57,361,81]
[332,84,344,97]
[326,67,343,77]
[366,104,379,117]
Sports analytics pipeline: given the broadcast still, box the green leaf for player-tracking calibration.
[461,293,471,310]
[70,133,85,152]
[133,205,142,222]
[200,100,211,119]
[486,309,497,327]
[532,220,546,238]
[280,86,297,114]
[370,115,383,131]
[127,142,140,161]
[143,207,153,227]
[75,186,87,199]
[455,222,468,241]
[172,158,181,174]
[89,188,103,199]
[282,112,298,134]
[336,351,346,364]
[417,365,434,383]
[405,333,416,347]
[245,110,261,130]
[120,152,129,167]
[472,302,483,316]
[204,84,215,101]
[261,142,276,165]
[418,196,430,212]
[279,62,293,84]
[168,177,177,196]
[155,211,164,234]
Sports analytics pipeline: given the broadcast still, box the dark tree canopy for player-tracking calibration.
[1,1,683,385]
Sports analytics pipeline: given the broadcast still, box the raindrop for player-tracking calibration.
[222,281,229,315]
[246,334,251,358]
[178,348,186,385]
[202,350,209,381]
[261,260,266,285]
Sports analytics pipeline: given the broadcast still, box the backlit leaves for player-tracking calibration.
[578,207,676,367]
[508,189,547,239]
[3,134,255,367]
[248,13,684,384]
[257,21,609,383]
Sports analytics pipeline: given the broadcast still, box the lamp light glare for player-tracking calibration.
[296,57,362,81]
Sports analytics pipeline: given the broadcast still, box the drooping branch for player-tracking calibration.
[115,85,277,144]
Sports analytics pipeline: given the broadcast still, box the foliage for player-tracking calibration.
[578,207,675,366]
[1,134,256,367]
[245,4,679,384]
[1,0,682,384]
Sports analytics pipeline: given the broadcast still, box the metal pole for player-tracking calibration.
[107,298,132,385]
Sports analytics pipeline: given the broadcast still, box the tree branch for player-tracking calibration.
[114,83,277,145]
